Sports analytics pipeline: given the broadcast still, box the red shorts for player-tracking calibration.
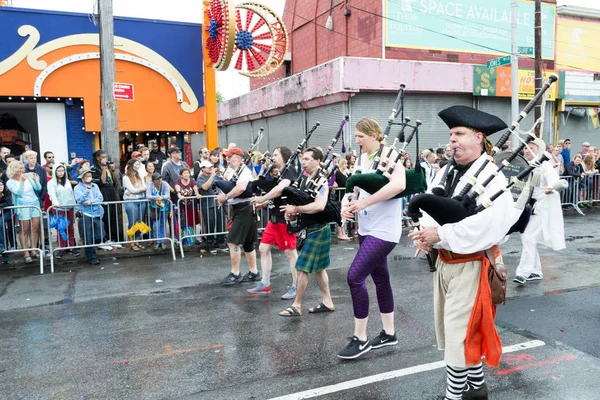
[261,222,297,251]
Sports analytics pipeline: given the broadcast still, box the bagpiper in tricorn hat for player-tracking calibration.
[438,105,508,154]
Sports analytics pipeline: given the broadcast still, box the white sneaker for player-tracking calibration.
[110,243,123,249]
[98,244,113,251]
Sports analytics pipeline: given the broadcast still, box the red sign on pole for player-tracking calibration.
[113,82,134,101]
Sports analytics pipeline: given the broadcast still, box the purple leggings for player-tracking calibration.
[348,235,397,319]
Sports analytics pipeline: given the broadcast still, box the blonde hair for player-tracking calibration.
[337,158,348,171]
[6,160,23,179]
[23,150,37,160]
[355,117,383,142]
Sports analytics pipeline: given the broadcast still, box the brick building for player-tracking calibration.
[218,0,585,156]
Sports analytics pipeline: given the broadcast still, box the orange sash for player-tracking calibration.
[438,246,502,368]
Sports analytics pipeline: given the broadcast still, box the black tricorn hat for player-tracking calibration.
[438,106,507,136]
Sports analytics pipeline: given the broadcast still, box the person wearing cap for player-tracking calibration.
[91,150,123,249]
[73,168,104,265]
[161,147,189,203]
[129,150,147,181]
[193,147,211,179]
[408,105,516,400]
[215,146,260,286]
[148,142,167,172]
[197,159,227,253]
[513,138,565,286]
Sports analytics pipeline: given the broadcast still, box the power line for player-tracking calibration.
[281,1,599,73]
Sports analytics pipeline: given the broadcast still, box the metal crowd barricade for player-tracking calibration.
[0,205,45,274]
[577,172,600,207]
[559,175,584,215]
[47,199,176,273]
[177,195,270,258]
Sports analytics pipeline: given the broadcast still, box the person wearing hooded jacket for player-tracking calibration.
[48,163,80,258]
[91,150,123,248]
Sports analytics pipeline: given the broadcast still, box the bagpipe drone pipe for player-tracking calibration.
[345,118,428,199]
[213,127,264,198]
[250,121,322,196]
[281,116,349,232]
[406,74,559,231]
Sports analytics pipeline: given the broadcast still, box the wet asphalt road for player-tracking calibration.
[1,208,600,399]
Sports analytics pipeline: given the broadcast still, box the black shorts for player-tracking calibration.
[226,203,257,252]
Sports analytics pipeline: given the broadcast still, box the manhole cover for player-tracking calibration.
[578,248,600,255]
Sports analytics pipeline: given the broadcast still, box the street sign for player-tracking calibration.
[487,55,511,69]
[518,46,534,55]
[113,82,135,101]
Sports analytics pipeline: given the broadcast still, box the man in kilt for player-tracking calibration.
[278,147,335,317]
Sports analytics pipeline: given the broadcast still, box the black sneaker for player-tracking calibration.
[369,329,398,349]
[89,258,100,265]
[220,272,242,286]
[241,271,261,283]
[462,381,488,400]
[337,336,372,360]
[69,249,81,257]
[55,251,64,259]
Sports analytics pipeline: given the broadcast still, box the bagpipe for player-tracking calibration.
[251,121,321,195]
[345,82,428,199]
[213,127,264,198]
[406,74,559,231]
[345,119,428,199]
[281,116,349,233]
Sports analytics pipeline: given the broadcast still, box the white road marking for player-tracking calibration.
[268,340,546,400]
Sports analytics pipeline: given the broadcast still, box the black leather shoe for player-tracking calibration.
[462,382,488,400]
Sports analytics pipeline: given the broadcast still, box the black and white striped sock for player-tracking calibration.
[445,365,468,400]
[467,362,485,389]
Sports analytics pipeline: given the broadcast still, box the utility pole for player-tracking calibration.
[510,0,519,126]
[98,0,120,166]
[534,0,542,138]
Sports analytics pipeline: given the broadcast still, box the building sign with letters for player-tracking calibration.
[473,65,558,100]
[113,82,135,101]
[385,0,555,59]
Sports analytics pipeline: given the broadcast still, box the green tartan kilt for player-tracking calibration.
[296,224,331,274]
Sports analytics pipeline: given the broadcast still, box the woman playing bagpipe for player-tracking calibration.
[248,146,300,300]
[336,117,407,360]
[407,106,517,400]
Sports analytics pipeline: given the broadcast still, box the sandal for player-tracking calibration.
[153,244,159,250]
[279,306,302,317]
[308,302,335,313]
[160,243,168,250]
[130,245,140,251]
[24,256,32,264]
[137,243,145,250]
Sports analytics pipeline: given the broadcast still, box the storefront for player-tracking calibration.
[0,7,206,164]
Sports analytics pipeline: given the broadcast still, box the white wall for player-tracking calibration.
[36,103,68,164]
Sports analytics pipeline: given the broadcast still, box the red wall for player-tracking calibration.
[250,0,556,90]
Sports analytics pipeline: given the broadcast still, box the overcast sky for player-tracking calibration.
[7,0,598,99]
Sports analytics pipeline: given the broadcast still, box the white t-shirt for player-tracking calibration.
[355,149,404,243]
[228,166,254,205]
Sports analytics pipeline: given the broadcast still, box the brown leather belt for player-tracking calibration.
[439,249,486,261]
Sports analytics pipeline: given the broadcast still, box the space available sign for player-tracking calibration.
[385,0,555,59]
